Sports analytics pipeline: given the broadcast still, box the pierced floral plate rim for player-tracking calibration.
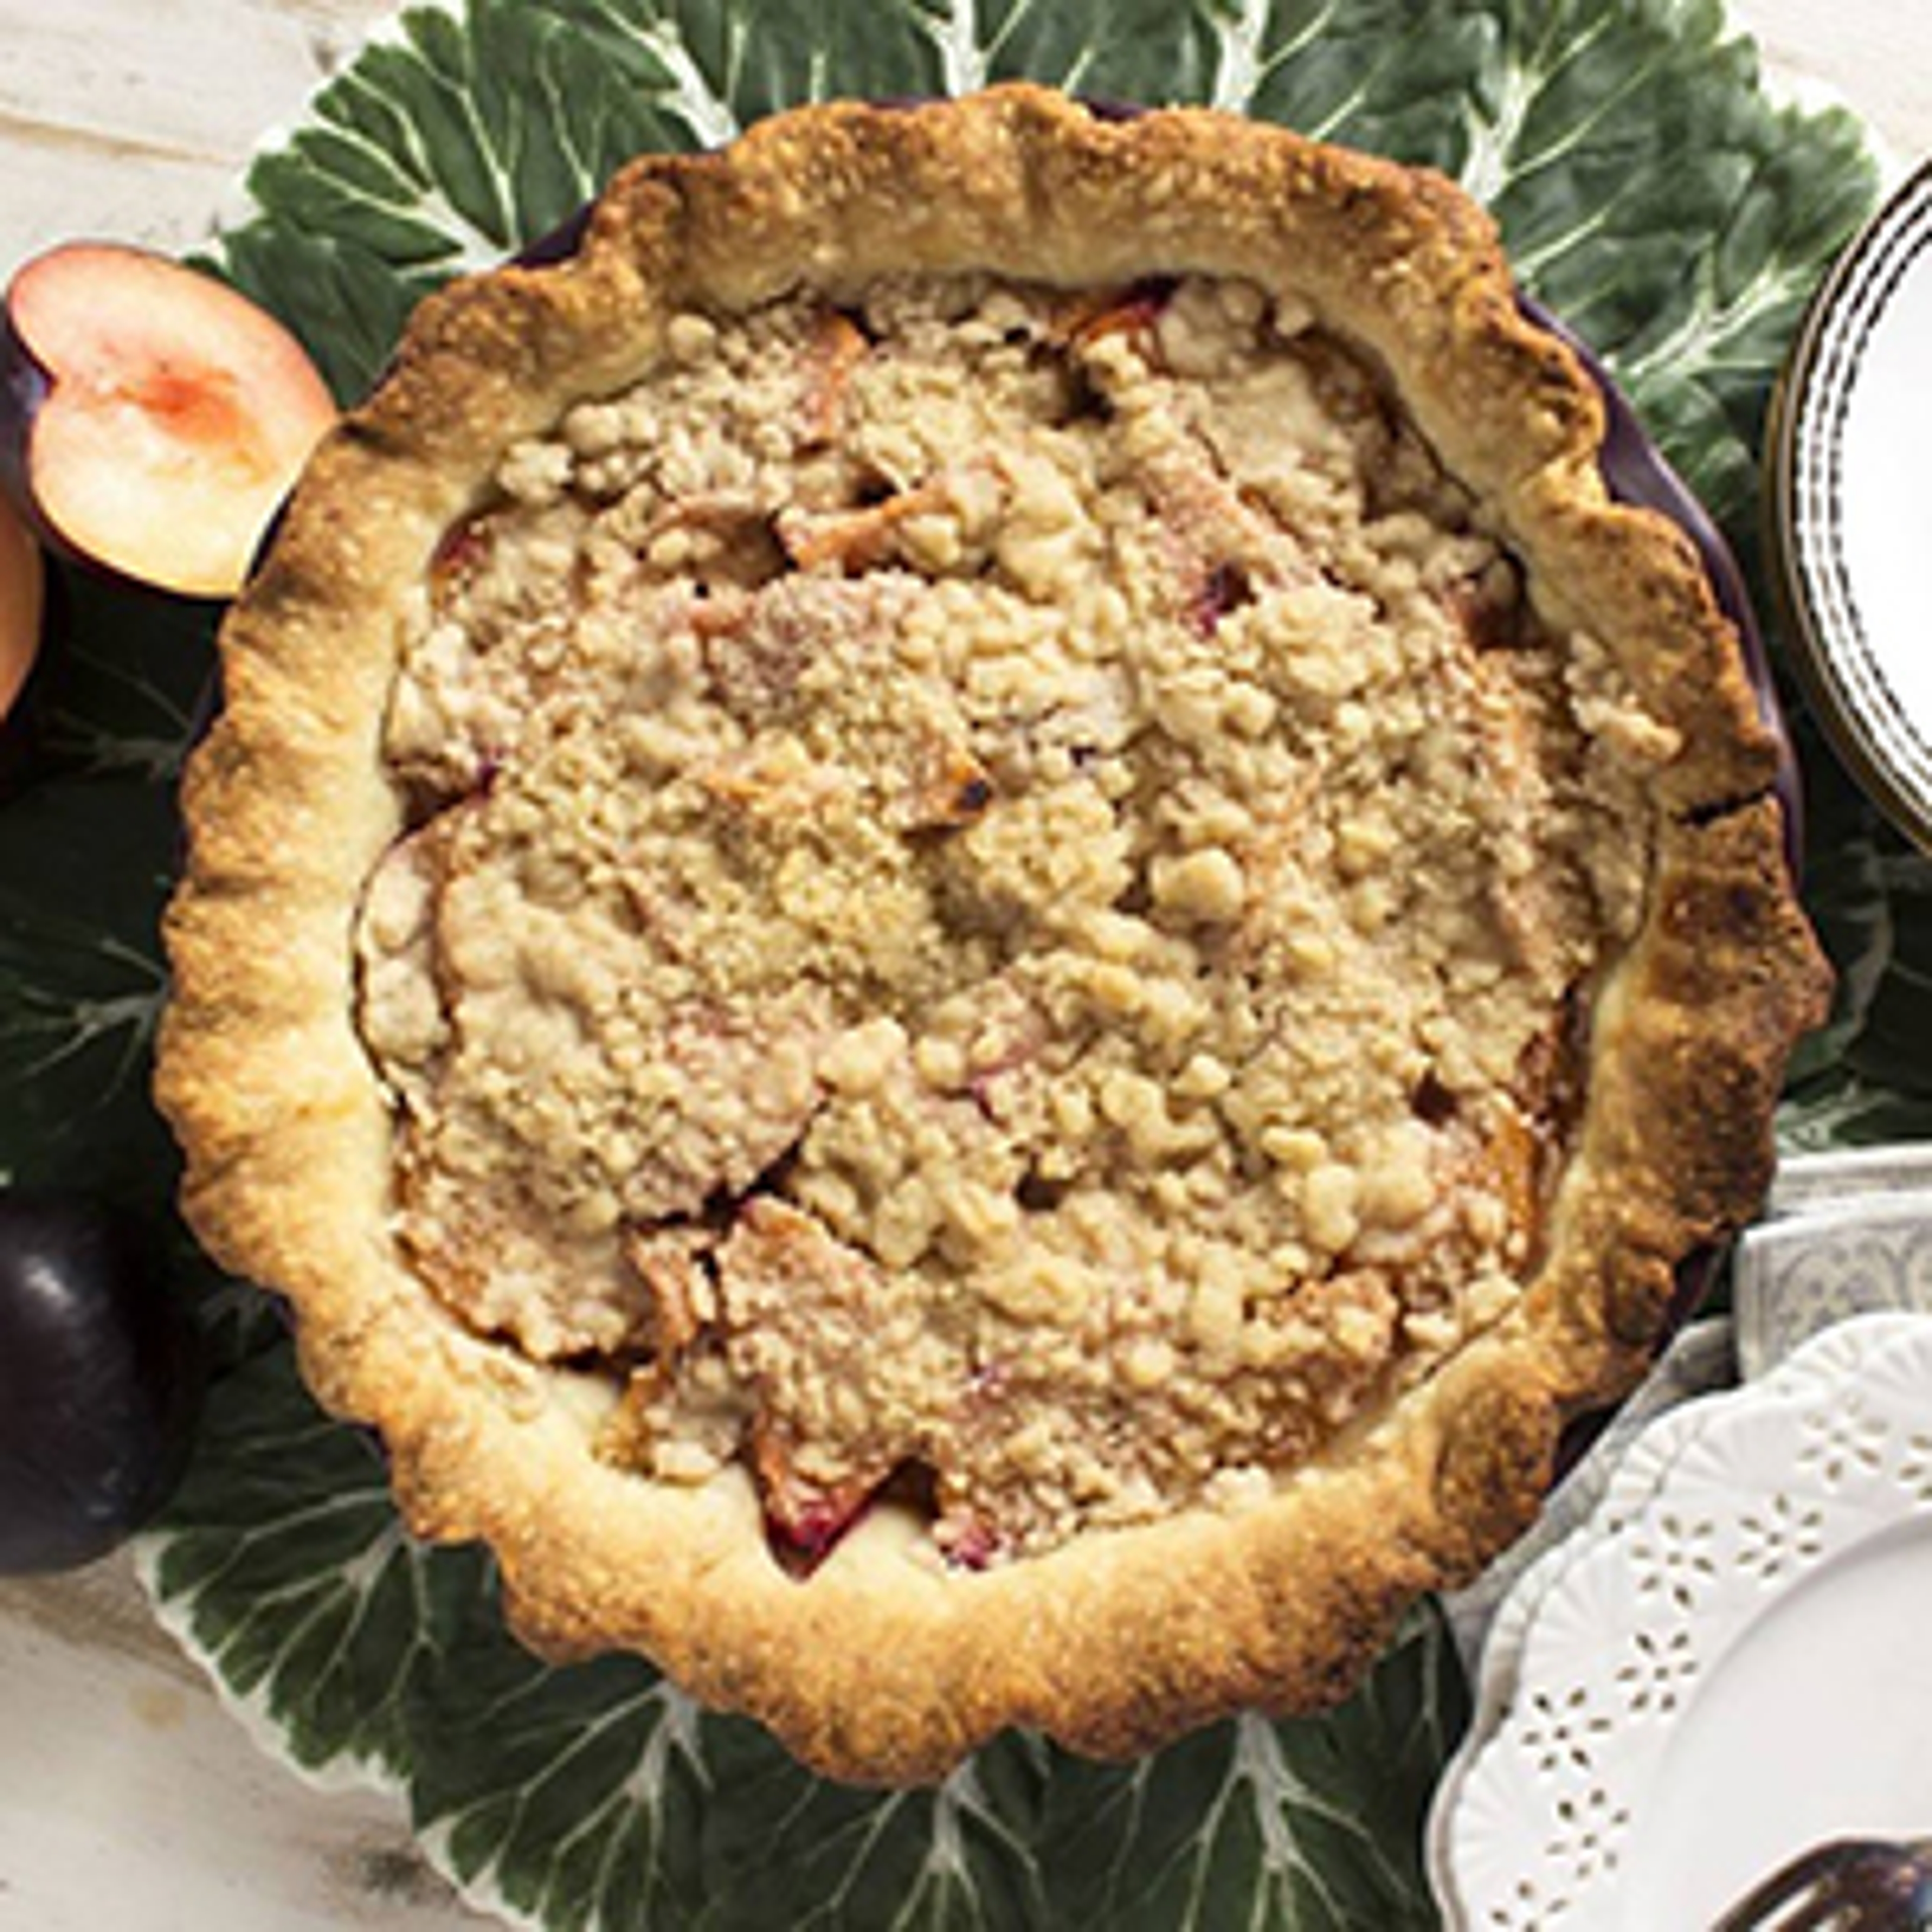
[1425,1312,1922,1926]
[1436,1312,1932,1929]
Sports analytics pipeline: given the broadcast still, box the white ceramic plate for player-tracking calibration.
[1437,1313,1932,1928]
[1772,163,1932,850]
[1426,1315,1907,1926]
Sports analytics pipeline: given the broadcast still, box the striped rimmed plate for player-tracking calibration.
[1770,162,1932,851]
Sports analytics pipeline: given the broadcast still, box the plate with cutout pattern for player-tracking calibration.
[1438,1312,1932,1929]
[1427,1313,1930,1925]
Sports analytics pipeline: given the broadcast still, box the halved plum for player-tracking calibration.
[2,242,337,599]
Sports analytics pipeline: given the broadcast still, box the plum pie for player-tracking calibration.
[157,86,1830,1783]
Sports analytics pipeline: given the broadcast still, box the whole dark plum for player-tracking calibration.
[0,1191,203,1574]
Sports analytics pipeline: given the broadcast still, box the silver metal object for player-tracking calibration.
[1711,1834,1932,1930]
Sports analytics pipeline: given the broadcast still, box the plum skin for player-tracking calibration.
[0,1191,204,1574]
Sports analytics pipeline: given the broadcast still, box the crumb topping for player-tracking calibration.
[356,271,1672,1564]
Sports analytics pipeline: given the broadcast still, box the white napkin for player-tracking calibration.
[1735,1146,1932,1378]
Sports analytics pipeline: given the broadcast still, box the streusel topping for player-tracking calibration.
[355,271,1673,1565]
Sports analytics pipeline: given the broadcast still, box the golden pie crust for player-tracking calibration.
[156,86,1830,1784]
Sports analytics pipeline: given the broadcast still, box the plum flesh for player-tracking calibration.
[0,491,41,722]
[2,243,336,600]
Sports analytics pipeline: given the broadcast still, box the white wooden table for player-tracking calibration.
[0,4,1926,1926]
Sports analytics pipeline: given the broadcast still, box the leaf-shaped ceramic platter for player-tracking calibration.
[0,1,1919,1927]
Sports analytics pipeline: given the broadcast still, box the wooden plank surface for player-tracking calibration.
[0,3,1924,1926]
[0,1563,493,1927]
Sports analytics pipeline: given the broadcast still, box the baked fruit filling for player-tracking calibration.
[355,269,1674,1571]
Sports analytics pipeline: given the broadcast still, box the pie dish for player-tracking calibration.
[155,85,1831,1784]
